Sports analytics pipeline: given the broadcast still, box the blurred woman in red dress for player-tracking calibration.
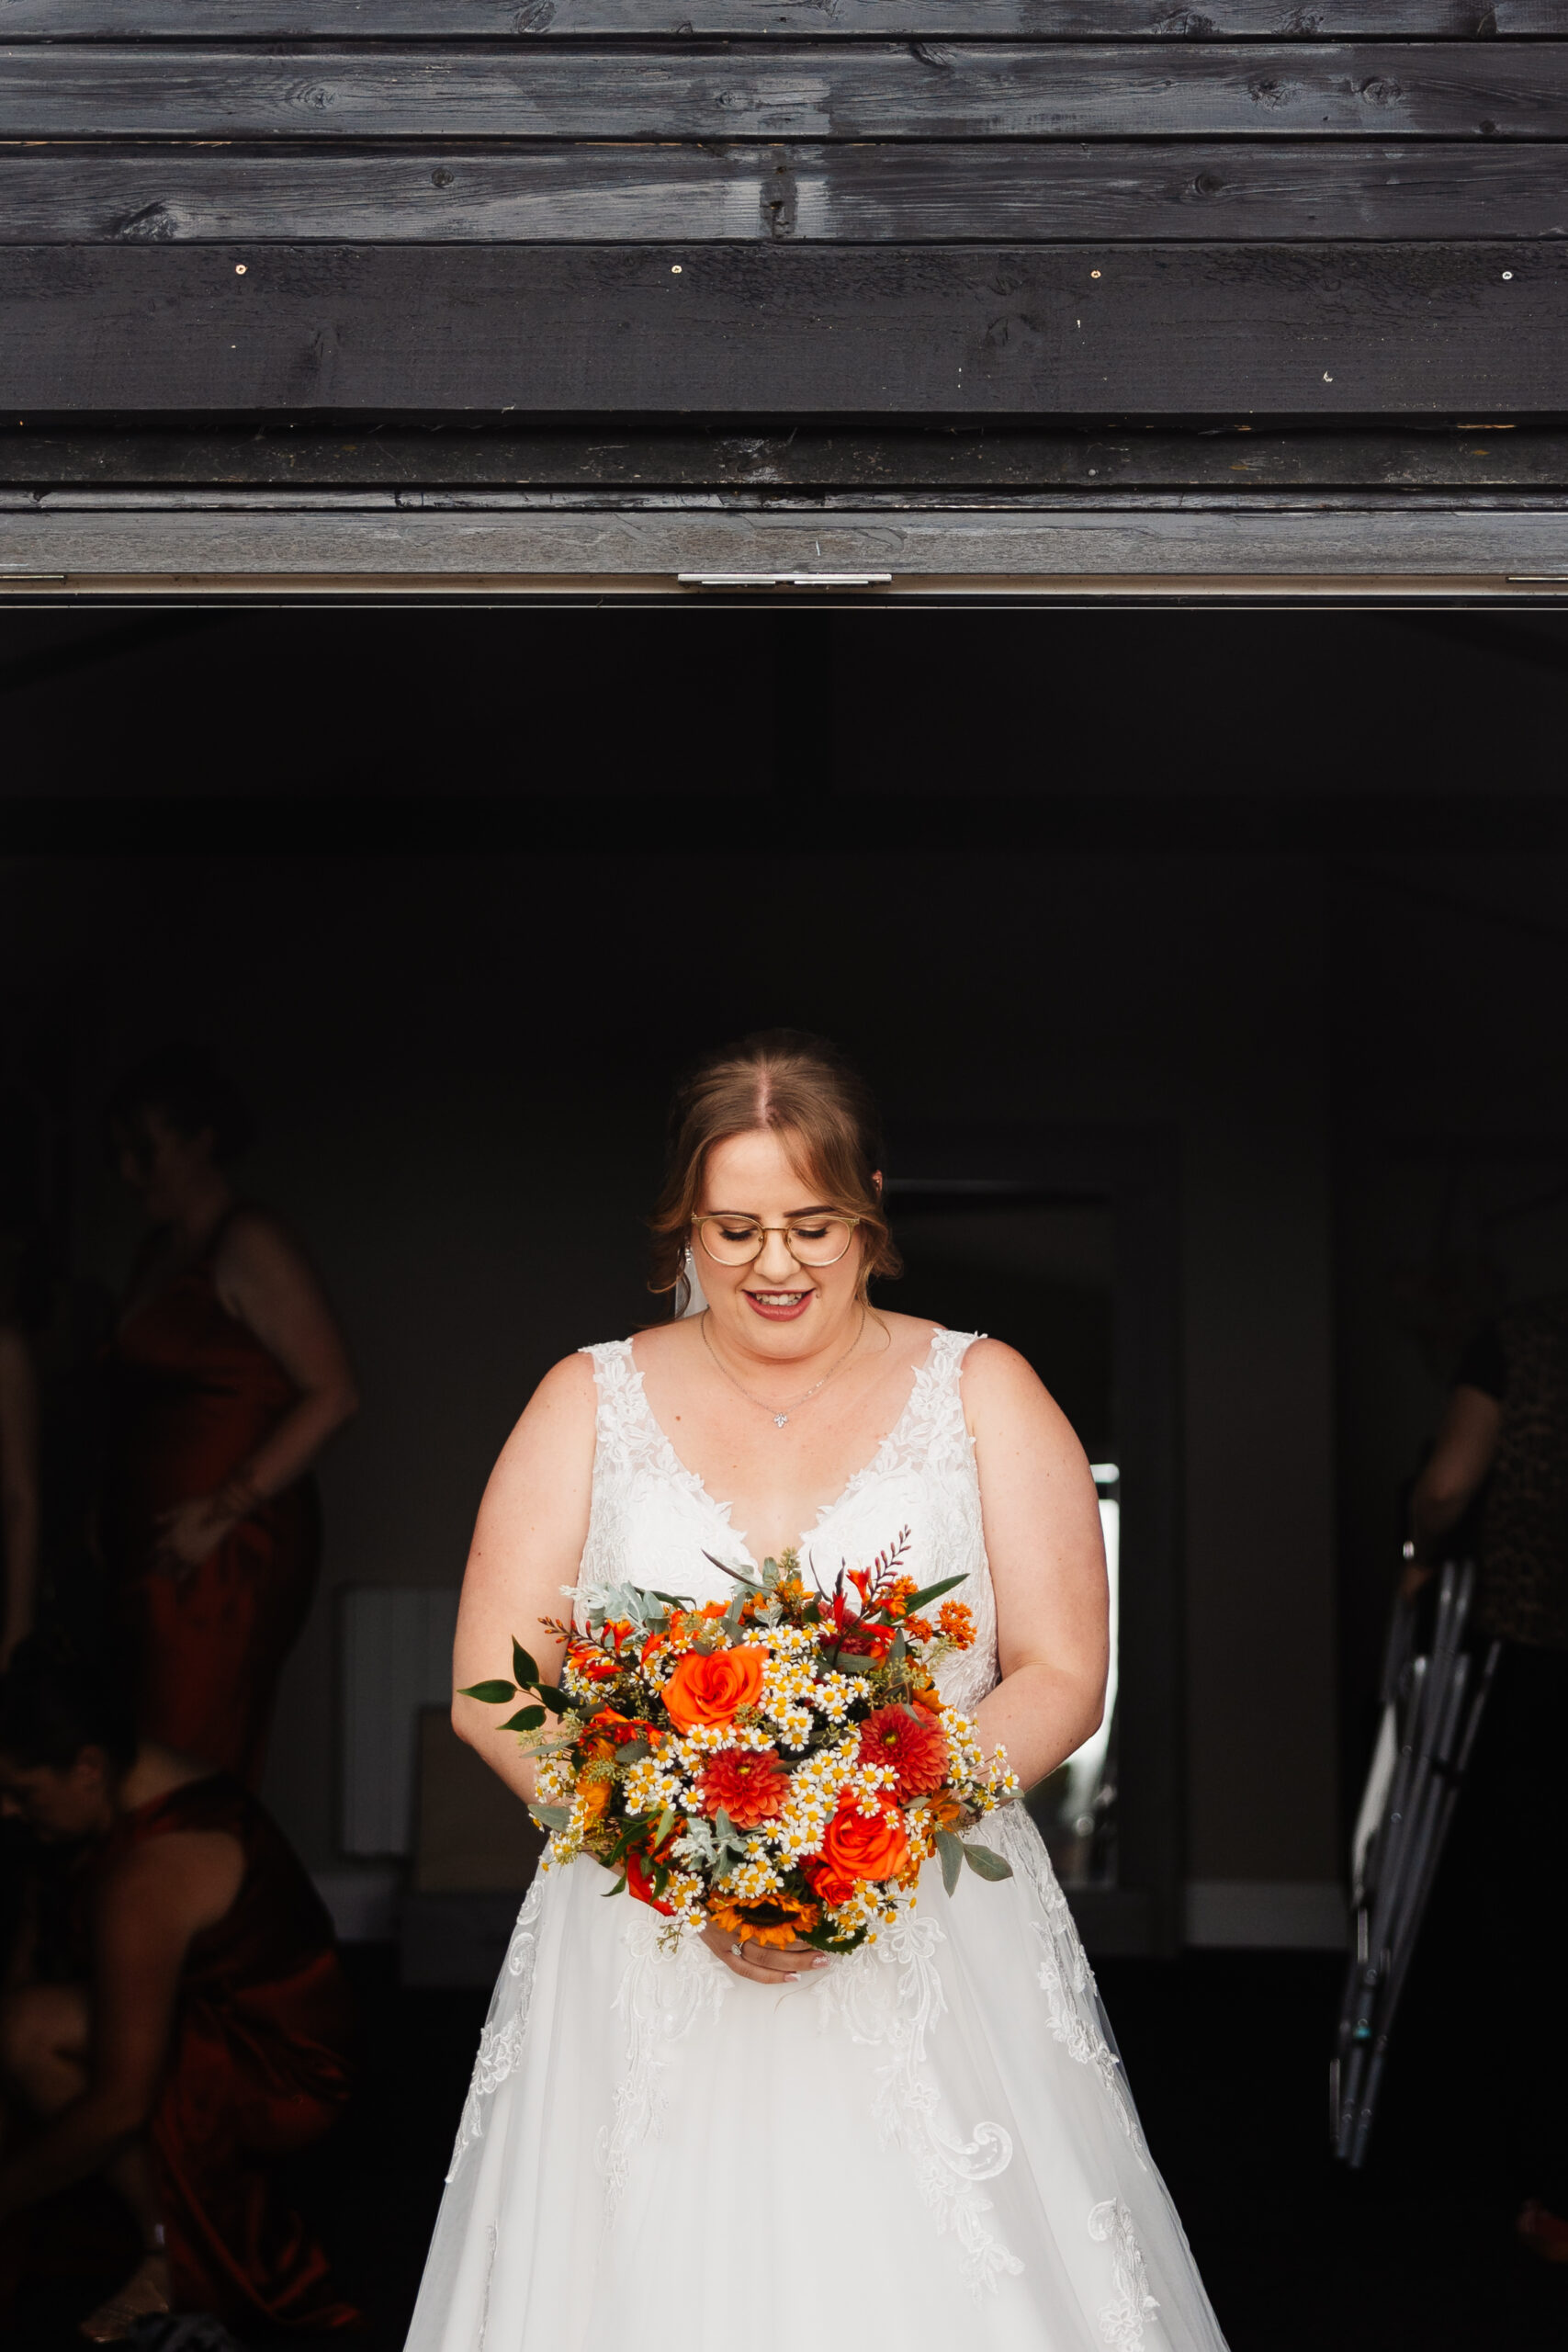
[0,1643,357,2339]
[102,1051,358,1787]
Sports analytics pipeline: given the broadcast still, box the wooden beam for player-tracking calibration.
[5,426,1568,491]
[0,243,1560,416]
[2,1,1552,36]
[3,493,1568,581]
[2,45,1562,140]
[5,141,1564,244]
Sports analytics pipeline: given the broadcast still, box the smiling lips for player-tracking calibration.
[745,1289,814,1321]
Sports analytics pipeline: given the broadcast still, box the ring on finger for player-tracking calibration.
[729,1940,744,1959]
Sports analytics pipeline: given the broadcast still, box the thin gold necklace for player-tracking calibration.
[701,1307,868,1428]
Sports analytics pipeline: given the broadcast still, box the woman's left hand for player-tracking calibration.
[698,1925,831,1986]
[151,1495,239,1578]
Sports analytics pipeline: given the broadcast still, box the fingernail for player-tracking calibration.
[810,1957,832,1968]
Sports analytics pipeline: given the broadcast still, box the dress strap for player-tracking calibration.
[581,1337,638,1413]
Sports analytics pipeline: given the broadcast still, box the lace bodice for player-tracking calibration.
[573,1329,998,1714]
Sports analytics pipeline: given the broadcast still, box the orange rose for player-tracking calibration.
[801,1853,859,1907]
[819,1793,910,1885]
[578,1775,613,1825]
[662,1645,766,1734]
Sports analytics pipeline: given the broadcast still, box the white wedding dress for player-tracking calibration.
[406,1332,1230,2352]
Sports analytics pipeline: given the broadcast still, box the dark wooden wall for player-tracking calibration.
[0,0,1562,420]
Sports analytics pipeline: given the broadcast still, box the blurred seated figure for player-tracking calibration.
[0,1643,357,2340]
[1407,1293,1568,2261]
[103,1048,358,1786]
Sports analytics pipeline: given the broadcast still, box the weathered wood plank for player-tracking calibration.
[2,46,1562,140]
[4,141,1563,243]
[0,243,1560,414]
[1,1,1553,37]
[6,425,1568,491]
[6,497,1568,575]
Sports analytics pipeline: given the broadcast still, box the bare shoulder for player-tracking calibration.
[493,1349,599,1474]
[214,1205,310,1281]
[958,1337,1078,1439]
[880,1309,942,1357]
[527,1348,600,1418]
[627,1317,693,1369]
[98,1828,245,1944]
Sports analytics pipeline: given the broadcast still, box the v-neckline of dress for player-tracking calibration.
[623,1330,943,1570]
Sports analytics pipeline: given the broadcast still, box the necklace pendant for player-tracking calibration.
[773,1412,789,1428]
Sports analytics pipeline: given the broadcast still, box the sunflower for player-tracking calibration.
[707,1894,820,1949]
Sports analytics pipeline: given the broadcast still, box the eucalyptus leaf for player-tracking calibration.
[617,1738,650,1764]
[527,1803,570,1833]
[459,1679,517,1705]
[831,1652,877,1677]
[655,1805,678,1847]
[513,1639,540,1689]
[703,1553,760,1589]
[961,1842,1013,1882]
[502,1704,547,1732]
[936,1828,964,1896]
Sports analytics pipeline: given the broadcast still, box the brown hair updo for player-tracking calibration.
[649,1030,902,1308]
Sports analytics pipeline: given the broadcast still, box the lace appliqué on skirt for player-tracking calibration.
[598,1909,728,2216]
[1089,2199,1161,2351]
[816,1907,1021,2301]
[993,1804,1147,2161]
[446,1876,546,2182]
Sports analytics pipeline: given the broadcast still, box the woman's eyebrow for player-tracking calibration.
[704,1204,838,1218]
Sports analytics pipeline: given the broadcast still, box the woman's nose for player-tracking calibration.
[753,1230,797,1282]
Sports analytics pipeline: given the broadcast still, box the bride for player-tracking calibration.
[407,1032,1229,2352]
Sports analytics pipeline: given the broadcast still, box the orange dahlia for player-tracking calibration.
[857,1704,948,1802]
[699,1746,791,1828]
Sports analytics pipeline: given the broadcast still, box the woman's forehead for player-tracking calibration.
[700,1127,828,1206]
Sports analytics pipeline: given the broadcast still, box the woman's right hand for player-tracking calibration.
[698,1925,831,1987]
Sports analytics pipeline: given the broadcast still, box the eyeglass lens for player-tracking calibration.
[697,1216,854,1267]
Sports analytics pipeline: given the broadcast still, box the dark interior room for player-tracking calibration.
[2,602,1566,2350]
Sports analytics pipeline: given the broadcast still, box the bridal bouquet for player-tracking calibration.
[460,1535,1020,1953]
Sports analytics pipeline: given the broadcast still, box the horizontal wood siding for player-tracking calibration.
[6,47,1562,140]
[6,144,1562,243]
[1,1,1554,33]
[5,2,1564,424]
[2,243,1557,414]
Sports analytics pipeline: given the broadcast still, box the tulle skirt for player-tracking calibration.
[405,1804,1229,2352]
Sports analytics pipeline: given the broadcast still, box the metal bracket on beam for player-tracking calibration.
[676,572,892,591]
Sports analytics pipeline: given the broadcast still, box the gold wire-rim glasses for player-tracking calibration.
[694,1212,863,1269]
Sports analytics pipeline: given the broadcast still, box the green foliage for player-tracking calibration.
[960,1841,1012,1882]
[502,1704,547,1732]
[459,1679,517,1705]
[528,1802,570,1833]
[513,1640,540,1690]
[935,1828,964,1896]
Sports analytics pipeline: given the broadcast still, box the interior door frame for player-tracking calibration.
[885,1122,1182,1959]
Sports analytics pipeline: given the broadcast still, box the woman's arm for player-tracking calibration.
[154,1212,360,1572]
[0,1829,243,2217]
[962,1340,1110,1795]
[1404,1383,1502,1592]
[0,1325,41,1670]
[451,1353,599,1807]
